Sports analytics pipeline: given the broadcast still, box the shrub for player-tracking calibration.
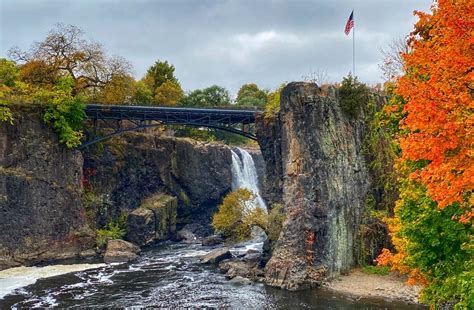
[96,220,126,248]
[266,203,286,242]
[339,74,370,119]
[43,76,85,148]
[212,189,267,240]
[212,190,286,242]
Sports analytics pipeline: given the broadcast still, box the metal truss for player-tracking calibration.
[80,104,261,148]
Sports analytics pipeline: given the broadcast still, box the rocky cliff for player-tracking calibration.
[258,82,371,290]
[0,106,93,270]
[81,132,234,236]
[0,106,267,269]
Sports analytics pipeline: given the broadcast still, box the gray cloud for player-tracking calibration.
[0,0,432,95]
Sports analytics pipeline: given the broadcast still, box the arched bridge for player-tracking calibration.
[81,104,262,148]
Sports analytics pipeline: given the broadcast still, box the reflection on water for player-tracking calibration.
[0,243,425,309]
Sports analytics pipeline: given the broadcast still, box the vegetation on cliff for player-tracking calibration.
[375,1,473,308]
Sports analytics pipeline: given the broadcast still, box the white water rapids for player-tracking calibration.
[230,148,267,211]
[0,263,105,299]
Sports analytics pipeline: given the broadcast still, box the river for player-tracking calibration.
[0,242,425,309]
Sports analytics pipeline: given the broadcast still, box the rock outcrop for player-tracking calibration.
[125,193,178,246]
[81,133,234,233]
[125,207,155,246]
[200,247,232,264]
[258,82,371,290]
[0,106,94,270]
[103,239,140,263]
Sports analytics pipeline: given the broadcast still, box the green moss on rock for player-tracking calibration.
[141,194,177,241]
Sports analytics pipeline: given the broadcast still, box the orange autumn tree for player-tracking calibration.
[396,0,474,220]
[377,1,474,308]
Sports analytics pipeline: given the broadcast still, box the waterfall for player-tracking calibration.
[230,148,267,211]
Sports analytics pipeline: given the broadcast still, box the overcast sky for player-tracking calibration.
[0,0,432,95]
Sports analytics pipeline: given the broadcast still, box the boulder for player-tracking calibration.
[229,276,252,285]
[200,247,232,264]
[177,228,199,244]
[177,223,209,244]
[202,235,224,246]
[219,260,265,281]
[125,207,155,246]
[104,239,140,264]
[141,194,177,241]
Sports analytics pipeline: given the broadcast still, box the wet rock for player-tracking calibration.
[202,235,224,246]
[229,276,252,285]
[79,249,97,258]
[200,248,232,264]
[104,239,140,264]
[243,251,262,262]
[141,194,177,241]
[250,226,267,242]
[125,207,155,246]
[177,228,199,244]
[219,260,265,281]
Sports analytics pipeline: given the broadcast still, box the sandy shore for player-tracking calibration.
[324,269,423,305]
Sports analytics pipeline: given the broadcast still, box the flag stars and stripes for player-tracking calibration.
[345,10,354,35]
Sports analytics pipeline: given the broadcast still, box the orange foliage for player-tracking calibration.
[376,214,427,286]
[396,0,474,217]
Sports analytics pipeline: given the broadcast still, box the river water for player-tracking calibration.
[0,242,424,309]
[0,149,425,308]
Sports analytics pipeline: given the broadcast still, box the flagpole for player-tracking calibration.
[353,9,355,76]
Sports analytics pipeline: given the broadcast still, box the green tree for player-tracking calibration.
[212,189,286,242]
[141,59,184,105]
[236,83,267,107]
[181,85,231,107]
[154,80,184,106]
[145,59,178,91]
[339,74,370,118]
[0,58,19,87]
[0,59,19,124]
[131,80,153,105]
[264,84,285,119]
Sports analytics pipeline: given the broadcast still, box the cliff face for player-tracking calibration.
[0,107,93,270]
[258,82,371,290]
[81,133,234,234]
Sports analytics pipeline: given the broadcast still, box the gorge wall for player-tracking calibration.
[0,106,92,270]
[1,106,267,269]
[258,82,372,290]
[81,132,234,234]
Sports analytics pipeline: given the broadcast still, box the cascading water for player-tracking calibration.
[230,148,267,211]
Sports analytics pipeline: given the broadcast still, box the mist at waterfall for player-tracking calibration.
[230,148,267,211]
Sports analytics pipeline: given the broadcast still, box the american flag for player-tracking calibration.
[344,10,354,35]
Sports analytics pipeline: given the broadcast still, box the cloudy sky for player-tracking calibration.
[0,0,432,95]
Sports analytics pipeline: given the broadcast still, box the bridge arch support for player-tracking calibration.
[80,104,260,148]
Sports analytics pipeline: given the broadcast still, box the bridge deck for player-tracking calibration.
[85,104,261,125]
